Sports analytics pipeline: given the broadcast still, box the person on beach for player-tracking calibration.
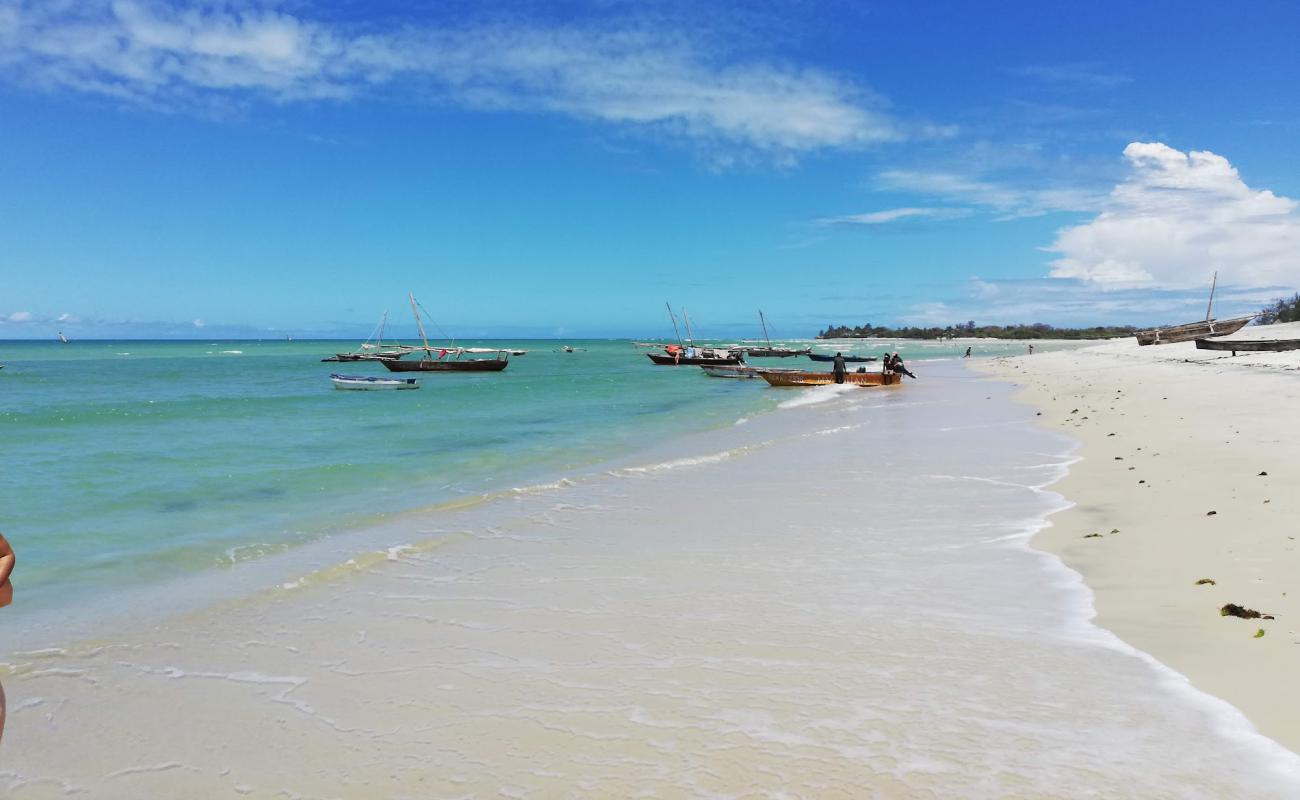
[890,352,917,379]
[0,532,14,745]
[964,346,972,358]
[1028,343,1035,355]
[831,352,847,384]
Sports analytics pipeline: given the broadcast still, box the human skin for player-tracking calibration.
[0,532,12,744]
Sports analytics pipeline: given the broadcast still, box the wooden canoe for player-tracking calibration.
[1193,337,1300,353]
[807,353,878,363]
[757,369,903,387]
[383,357,508,372]
[646,353,744,366]
[1135,315,1254,346]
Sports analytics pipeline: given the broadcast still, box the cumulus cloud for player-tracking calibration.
[7,310,33,322]
[0,1,936,157]
[816,207,971,225]
[1047,142,1300,287]
[192,318,205,327]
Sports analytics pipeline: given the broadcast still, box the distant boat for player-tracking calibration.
[381,293,510,373]
[330,373,420,390]
[1193,337,1300,353]
[807,353,877,363]
[58,331,69,343]
[756,369,903,387]
[321,311,413,362]
[511,350,528,356]
[1136,273,1256,345]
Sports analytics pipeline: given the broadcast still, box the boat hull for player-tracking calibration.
[700,364,765,378]
[757,369,903,387]
[742,348,811,358]
[1193,337,1300,353]
[383,358,509,372]
[330,374,420,390]
[1135,316,1253,346]
[807,353,877,363]
[646,353,743,366]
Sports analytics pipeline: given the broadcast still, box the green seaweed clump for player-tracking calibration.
[1254,629,1266,639]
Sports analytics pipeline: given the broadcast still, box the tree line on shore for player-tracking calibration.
[819,293,1300,340]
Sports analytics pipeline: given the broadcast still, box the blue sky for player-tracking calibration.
[1,0,1298,339]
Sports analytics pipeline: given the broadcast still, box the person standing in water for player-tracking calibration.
[831,352,847,384]
[0,532,14,745]
[964,346,972,358]
[1028,343,1035,355]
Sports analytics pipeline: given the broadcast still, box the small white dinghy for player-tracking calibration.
[330,373,420,390]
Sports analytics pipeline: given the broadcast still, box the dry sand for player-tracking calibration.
[980,322,1300,754]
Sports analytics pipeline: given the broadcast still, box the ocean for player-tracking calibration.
[0,336,1045,633]
[3,351,1299,797]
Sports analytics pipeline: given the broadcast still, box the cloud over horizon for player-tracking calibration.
[0,0,941,158]
[1047,142,1300,288]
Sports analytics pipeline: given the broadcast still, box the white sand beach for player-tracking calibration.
[981,322,1300,754]
[5,360,1300,798]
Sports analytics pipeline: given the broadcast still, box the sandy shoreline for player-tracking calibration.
[979,326,1300,754]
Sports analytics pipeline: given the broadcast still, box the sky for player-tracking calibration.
[1,0,1298,339]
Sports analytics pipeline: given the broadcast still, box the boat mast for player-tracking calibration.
[759,309,772,347]
[409,292,433,358]
[665,302,685,347]
[683,309,695,344]
[1206,271,1218,321]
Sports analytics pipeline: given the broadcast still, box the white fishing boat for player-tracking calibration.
[700,364,764,379]
[330,373,420,390]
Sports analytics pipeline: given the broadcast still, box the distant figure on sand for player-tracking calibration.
[0,532,13,745]
[831,352,847,384]
[1028,344,1035,355]
[889,352,917,379]
[964,346,972,358]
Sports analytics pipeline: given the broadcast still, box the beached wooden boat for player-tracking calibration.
[330,373,420,390]
[1135,316,1254,346]
[382,293,510,373]
[1135,273,1255,345]
[1193,337,1300,353]
[807,353,878,363]
[757,369,903,387]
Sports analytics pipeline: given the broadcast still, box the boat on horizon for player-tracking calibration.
[330,373,420,390]
[58,331,69,343]
[1135,273,1257,346]
[321,311,413,362]
[381,293,510,373]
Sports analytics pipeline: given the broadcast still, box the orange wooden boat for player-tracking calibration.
[756,369,903,387]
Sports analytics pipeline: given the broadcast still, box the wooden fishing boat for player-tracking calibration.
[1135,272,1256,345]
[330,373,420,390]
[1135,316,1254,346]
[807,353,878,363]
[647,350,743,366]
[738,310,810,357]
[1193,337,1300,353]
[322,312,413,362]
[700,364,766,379]
[756,369,903,387]
[382,293,510,373]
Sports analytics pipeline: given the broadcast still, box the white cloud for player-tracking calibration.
[0,1,936,157]
[817,207,971,225]
[193,318,205,327]
[7,310,33,322]
[1047,142,1300,287]
[876,169,1102,220]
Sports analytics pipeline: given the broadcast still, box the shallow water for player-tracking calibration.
[2,360,1297,797]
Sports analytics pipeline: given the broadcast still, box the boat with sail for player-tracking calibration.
[58,331,69,343]
[645,304,744,366]
[1135,273,1256,345]
[321,311,413,362]
[382,293,510,373]
[330,373,421,390]
[737,311,811,358]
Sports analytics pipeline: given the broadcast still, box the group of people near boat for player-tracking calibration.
[829,351,916,383]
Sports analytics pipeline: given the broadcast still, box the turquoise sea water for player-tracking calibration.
[0,337,1068,619]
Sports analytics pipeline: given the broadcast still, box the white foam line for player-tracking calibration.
[107,762,186,779]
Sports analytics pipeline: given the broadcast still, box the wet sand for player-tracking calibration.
[980,325,1300,754]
